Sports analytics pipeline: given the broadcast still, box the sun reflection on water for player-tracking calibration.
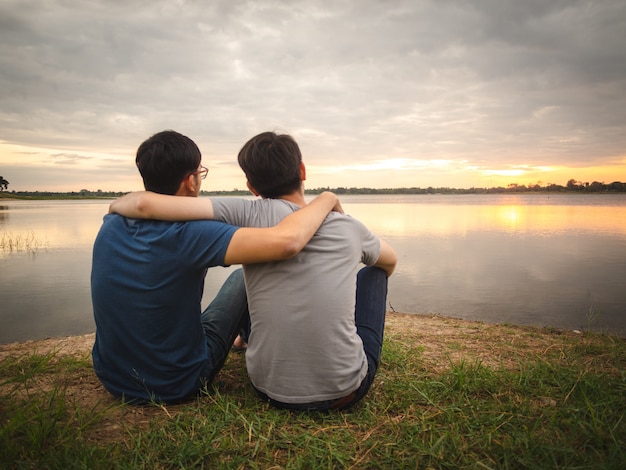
[342,195,626,238]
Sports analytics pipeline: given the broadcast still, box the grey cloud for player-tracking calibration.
[0,0,625,182]
[2,159,138,191]
[50,153,93,165]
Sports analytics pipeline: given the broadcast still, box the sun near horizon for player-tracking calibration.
[1,141,626,193]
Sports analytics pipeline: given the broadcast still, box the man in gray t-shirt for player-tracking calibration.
[220,132,396,410]
[112,132,397,410]
[211,197,382,405]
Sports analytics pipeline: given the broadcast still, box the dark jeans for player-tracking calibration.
[200,269,249,384]
[256,266,389,411]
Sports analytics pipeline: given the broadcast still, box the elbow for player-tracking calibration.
[281,240,301,259]
[390,252,399,270]
[379,257,397,277]
[387,254,399,276]
[280,234,305,259]
[133,195,151,216]
[378,247,398,277]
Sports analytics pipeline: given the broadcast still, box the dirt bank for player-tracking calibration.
[0,312,586,370]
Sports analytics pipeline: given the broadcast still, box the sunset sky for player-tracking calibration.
[1,0,625,192]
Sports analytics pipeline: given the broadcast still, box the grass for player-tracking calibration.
[0,231,46,254]
[1,313,625,469]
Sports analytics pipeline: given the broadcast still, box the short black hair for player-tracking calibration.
[135,130,201,195]
[237,132,302,198]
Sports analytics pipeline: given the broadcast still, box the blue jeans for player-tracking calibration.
[256,266,389,411]
[200,268,249,384]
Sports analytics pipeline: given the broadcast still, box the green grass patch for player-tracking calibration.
[1,320,625,469]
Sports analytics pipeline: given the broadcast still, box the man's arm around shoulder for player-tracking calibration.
[224,192,339,264]
[110,190,341,265]
[109,191,217,220]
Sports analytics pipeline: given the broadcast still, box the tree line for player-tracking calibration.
[1,178,626,198]
[304,179,626,195]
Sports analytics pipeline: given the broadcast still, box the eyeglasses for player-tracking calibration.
[190,165,209,180]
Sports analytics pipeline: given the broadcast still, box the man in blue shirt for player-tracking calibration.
[91,130,339,403]
[107,131,397,411]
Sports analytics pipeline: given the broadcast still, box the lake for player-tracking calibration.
[1,194,625,344]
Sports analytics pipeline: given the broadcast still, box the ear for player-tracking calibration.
[176,174,196,196]
[246,180,260,196]
[300,162,306,181]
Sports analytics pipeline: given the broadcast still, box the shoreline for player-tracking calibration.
[2,310,624,467]
[0,312,604,361]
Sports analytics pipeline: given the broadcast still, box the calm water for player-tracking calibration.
[1,194,625,344]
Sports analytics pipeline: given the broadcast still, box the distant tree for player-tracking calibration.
[608,181,626,192]
[546,183,565,192]
[566,179,583,191]
[0,176,9,191]
[588,181,606,192]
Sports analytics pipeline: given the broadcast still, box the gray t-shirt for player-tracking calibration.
[212,197,380,403]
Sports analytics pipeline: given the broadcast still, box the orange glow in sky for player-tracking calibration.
[1,2,625,193]
[1,140,626,192]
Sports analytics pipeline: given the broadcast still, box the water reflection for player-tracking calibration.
[1,195,625,344]
[0,200,107,250]
[341,194,626,336]
[343,195,626,237]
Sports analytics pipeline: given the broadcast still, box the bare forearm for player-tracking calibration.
[375,239,398,277]
[110,192,215,220]
[223,191,338,264]
[276,191,338,255]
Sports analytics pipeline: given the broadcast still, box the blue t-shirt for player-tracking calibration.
[91,214,238,403]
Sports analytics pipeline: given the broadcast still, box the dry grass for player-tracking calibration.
[1,312,618,388]
[1,312,623,451]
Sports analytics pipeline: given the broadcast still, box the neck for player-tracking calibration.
[280,193,306,207]
[267,186,305,207]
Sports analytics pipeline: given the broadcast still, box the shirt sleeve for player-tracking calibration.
[354,218,381,266]
[211,197,297,228]
[180,219,240,268]
[211,198,255,226]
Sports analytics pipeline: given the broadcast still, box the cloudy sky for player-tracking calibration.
[1,0,625,192]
